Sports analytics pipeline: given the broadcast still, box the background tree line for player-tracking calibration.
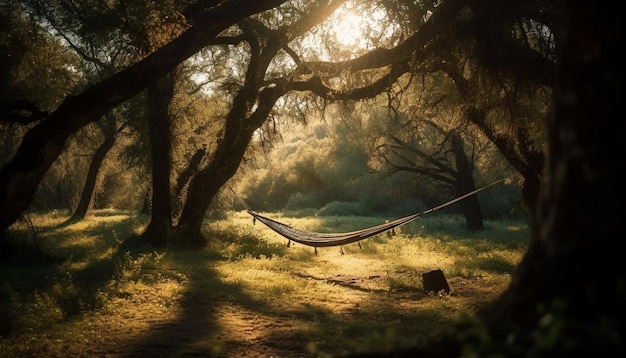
[236,102,522,223]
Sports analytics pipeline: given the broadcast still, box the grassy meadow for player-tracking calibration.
[0,209,528,357]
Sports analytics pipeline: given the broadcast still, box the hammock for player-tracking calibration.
[247,178,505,250]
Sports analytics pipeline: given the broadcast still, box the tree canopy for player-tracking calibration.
[1,0,554,238]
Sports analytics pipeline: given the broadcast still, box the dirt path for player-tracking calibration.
[1,257,503,358]
[39,273,497,358]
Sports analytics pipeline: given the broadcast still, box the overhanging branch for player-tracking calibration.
[298,0,467,76]
[286,61,410,101]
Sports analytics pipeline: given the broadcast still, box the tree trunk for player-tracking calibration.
[67,121,116,223]
[175,126,256,246]
[141,73,175,246]
[173,147,207,221]
[174,83,281,245]
[174,23,286,245]
[463,105,544,214]
[451,132,483,232]
[141,187,152,216]
[477,1,623,354]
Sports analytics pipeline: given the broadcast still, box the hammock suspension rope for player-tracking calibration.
[244,178,507,254]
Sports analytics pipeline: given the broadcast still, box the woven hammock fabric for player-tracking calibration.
[247,178,506,248]
[248,210,428,248]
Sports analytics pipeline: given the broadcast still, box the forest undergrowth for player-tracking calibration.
[0,209,528,357]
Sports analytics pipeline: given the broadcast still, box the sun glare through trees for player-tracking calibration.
[331,7,370,48]
[306,1,394,61]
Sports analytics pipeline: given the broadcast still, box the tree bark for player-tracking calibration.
[450,132,483,232]
[141,73,175,246]
[67,118,117,223]
[173,147,207,221]
[175,125,257,246]
[141,187,152,216]
[175,74,282,244]
[174,78,269,244]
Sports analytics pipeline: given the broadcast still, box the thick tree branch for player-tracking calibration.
[285,61,410,100]
[387,134,457,177]
[1,101,49,124]
[298,0,467,76]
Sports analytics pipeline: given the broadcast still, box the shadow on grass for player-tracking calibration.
[477,255,517,274]
[115,233,444,356]
[1,212,482,357]
[1,211,151,333]
[117,249,317,357]
[291,271,391,295]
[115,250,240,356]
[0,232,144,336]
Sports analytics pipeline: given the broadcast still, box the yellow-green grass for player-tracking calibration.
[0,210,528,357]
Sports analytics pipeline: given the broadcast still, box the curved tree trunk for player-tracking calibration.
[175,113,258,246]
[175,135,256,246]
[67,118,117,223]
[175,76,283,245]
[173,147,207,222]
[445,61,546,217]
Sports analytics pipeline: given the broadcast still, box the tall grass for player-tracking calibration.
[0,209,528,357]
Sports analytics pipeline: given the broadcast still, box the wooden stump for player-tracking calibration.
[422,269,450,293]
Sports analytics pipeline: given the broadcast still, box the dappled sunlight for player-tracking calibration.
[376,235,458,271]
[216,261,298,298]
[506,224,525,231]
[2,211,528,357]
[53,234,107,253]
[8,210,67,231]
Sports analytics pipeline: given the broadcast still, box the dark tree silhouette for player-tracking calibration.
[353,1,623,356]
[141,72,176,246]
[67,114,119,223]
[479,1,623,354]
[381,126,485,232]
